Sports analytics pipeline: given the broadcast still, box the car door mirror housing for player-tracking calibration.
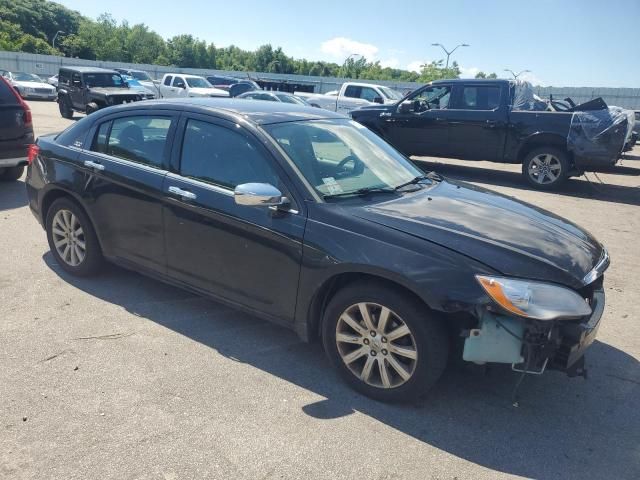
[234,183,287,207]
[398,101,413,114]
[373,96,384,104]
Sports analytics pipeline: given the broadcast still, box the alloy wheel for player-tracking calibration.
[335,302,418,389]
[51,209,86,267]
[528,154,562,185]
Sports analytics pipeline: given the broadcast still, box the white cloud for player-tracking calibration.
[320,37,378,60]
[380,58,400,69]
[407,60,426,73]
[460,66,481,78]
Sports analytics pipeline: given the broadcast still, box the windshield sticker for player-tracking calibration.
[322,177,343,194]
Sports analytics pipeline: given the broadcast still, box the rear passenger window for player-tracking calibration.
[180,119,279,189]
[90,116,172,168]
[457,86,501,110]
[0,78,17,103]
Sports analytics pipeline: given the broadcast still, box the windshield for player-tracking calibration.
[130,71,151,81]
[275,93,308,105]
[379,86,403,100]
[84,73,126,88]
[186,77,211,88]
[14,73,42,82]
[264,119,425,198]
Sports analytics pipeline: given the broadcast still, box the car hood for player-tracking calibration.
[352,180,604,289]
[14,81,55,90]
[188,87,229,97]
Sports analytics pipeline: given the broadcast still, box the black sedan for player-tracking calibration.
[25,99,609,402]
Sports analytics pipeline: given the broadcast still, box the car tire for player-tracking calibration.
[85,102,99,115]
[46,198,103,276]
[522,147,570,190]
[322,282,448,403]
[0,166,24,181]
[59,96,73,119]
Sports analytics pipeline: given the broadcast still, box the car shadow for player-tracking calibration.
[0,178,28,211]
[43,254,640,479]
[413,159,640,207]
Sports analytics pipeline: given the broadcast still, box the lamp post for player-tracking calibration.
[504,68,531,79]
[52,31,65,50]
[431,43,469,69]
[342,53,362,77]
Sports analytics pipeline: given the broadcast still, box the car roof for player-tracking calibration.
[96,97,344,125]
[61,66,119,74]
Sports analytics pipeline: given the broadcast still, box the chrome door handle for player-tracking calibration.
[168,186,197,200]
[84,160,105,171]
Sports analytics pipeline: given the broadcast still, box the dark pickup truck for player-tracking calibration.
[351,79,636,189]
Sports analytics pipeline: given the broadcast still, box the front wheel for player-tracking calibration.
[322,283,448,402]
[46,198,103,276]
[0,166,24,181]
[522,147,570,190]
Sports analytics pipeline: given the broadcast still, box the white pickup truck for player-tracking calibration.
[295,82,404,114]
[158,73,229,98]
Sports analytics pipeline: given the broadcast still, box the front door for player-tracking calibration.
[382,85,452,156]
[70,72,85,109]
[78,111,178,273]
[445,83,507,161]
[162,114,305,322]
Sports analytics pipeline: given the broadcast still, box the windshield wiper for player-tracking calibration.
[394,172,442,191]
[323,186,396,199]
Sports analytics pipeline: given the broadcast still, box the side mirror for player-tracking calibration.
[234,183,288,208]
[176,82,186,89]
[373,96,384,104]
[398,101,413,114]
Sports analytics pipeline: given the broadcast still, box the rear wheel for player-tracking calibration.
[322,282,448,402]
[46,198,103,276]
[59,96,73,119]
[0,166,24,181]
[522,147,570,190]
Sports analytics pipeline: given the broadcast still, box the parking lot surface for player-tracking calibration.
[1,100,639,480]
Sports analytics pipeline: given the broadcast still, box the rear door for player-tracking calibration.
[445,83,507,160]
[78,110,178,272]
[162,114,305,321]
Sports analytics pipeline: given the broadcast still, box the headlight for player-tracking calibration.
[476,275,591,320]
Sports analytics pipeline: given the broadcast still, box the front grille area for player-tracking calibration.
[111,95,140,105]
[35,88,53,94]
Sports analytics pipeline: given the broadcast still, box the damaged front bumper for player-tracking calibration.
[463,283,605,377]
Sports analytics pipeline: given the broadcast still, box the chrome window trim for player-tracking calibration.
[165,172,233,197]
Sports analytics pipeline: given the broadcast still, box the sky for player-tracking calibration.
[55,0,639,88]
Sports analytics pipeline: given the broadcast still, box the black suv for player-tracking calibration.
[0,75,34,181]
[57,67,143,118]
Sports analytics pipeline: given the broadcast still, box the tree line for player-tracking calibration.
[0,0,497,82]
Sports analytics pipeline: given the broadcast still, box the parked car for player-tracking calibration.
[158,74,228,98]
[114,68,159,95]
[205,75,260,96]
[295,82,404,113]
[47,74,59,88]
[26,98,609,402]
[1,71,56,100]
[57,67,144,118]
[237,90,313,106]
[121,76,157,100]
[351,79,636,189]
[0,75,34,181]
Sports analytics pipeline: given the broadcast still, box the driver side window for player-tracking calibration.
[411,86,451,111]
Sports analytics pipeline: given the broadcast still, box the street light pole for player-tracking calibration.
[342,53,362,77]
[504,69,531,79]
[431,43,469,69]
[52,31,65,50]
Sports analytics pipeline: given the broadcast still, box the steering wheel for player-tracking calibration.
[335,155,364,178]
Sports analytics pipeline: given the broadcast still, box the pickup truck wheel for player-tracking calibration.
[522,147,569,190]
[46,198,103,276]
[59,97,73,119]
[322,283,448,403]
[85,102,99,115]
[0,166,24,181]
